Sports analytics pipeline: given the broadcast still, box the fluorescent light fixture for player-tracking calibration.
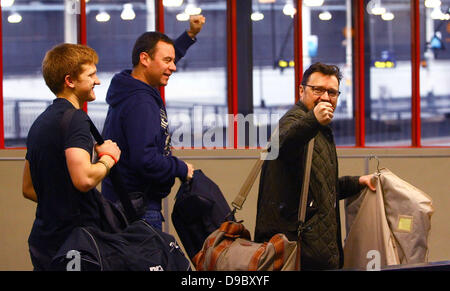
[96,11,111,22]
[185,3,201,15]
[258,0,276,3]
[431,6,450,20]
[251,11,264,21]
[319,11,332,21]
[367,0,386,15]
[424,0,441,8]
[371,6,386,15]
[283,2,297,18]
[381,12,394,21]
[1,0,14,8]
[121,3,136,20]
[163,0,184,7]
[176,12,190,21]
[8,12,22,23]
[304,0,324,7]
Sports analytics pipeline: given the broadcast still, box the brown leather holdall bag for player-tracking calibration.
[192,138,315,271]
[193,220,297,271]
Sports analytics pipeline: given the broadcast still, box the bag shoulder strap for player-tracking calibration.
[298,138,314,224]
[61,108,138,222]
[231,127,315,222]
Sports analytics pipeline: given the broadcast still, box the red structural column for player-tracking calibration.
[294,0,303,103]
[0,5,4,148]
[79,0,87,45]
[79,0,88,112]
[227,0,238,148]
[411,0,421,147]
[353,0,365,147]
[155,0,166,104]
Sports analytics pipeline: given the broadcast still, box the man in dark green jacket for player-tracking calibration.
[254,62,375,270]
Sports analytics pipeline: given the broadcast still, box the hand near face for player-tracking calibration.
[313,101,335,126]
[187,15,206,38]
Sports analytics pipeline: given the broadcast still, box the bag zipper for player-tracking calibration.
[139,219,191,271]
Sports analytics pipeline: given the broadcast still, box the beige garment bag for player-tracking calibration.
[343,168,434,270]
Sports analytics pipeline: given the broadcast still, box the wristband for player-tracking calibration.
[97,160,110,176]
[98,152,118,165]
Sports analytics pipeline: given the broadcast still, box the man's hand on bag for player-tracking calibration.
[359,174,376,191]
[95,140,121,166]
[185,162,195,181]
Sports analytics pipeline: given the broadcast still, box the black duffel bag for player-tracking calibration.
[51,219,191,271]
[172,169,235,260]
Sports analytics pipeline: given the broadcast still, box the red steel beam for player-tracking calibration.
[155,0,166,104]
[411,0,421,147]
[80,0,88,112]
[354,0,365,147]
[294,0,303,103]
[0,5,4,148]
[227,0,238,148]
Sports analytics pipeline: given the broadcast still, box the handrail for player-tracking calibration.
[2,153,449,162]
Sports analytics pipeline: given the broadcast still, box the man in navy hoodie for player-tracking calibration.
[101,16,205,229]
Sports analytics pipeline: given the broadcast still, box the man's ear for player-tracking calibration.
[64,74,75,89]
[299,85,305,101]
[139,52,151,67]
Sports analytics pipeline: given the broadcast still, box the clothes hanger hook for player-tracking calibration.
[369,155,381,173]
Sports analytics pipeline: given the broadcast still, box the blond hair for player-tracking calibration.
[42,43,98,95]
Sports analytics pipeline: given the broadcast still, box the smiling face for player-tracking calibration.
[72,63,100,103]
[299,72,339,110]
[144,41,176,87]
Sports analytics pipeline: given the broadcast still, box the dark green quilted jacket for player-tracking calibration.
[254,101,363,270]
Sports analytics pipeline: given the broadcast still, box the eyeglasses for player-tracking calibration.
[304,84,340,98]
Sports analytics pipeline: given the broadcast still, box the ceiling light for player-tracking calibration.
[304,0,324,7]
[371,6,386,15]
[258,0,275,3]
[283,2,297,18]
[176,12,190,21]
[318,11,332,21]
[367,0,386,15]
[121,3,136,20]
[185,3,201,15]
[163,0,183,7]
[8,12,22,23]
[96,11,111,22]
[381,12,394,21]
[251,11,264,21]
[431,6,449,20]
[1,0,14,8]
[424,0,441,8]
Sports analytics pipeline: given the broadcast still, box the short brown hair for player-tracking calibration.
[301,62,342,86]
[132,31,174,67]
[42,43,99,95]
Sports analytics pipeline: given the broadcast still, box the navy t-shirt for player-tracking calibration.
[26,98,101,255]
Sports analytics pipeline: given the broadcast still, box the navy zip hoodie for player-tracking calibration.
[101,31,195,211]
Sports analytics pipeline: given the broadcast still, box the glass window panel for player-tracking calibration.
[164,0,228,149]
[86,0,150,132]
[365,0,412,146]
[2,0,66,147]
[252,0,296,134]
[420,0,450,146]
[302,0,354,146]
